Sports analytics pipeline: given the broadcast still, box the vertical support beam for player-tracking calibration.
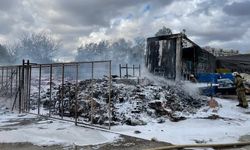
[139,64,141,77]
[126,64,128,78]
[119,64,121,78]
[15,67,18,92]
[20,60,25,113]
[18,66,22,113]
[175,36,182,81]
[49,64,52,117]
[38,65,41,115]
[108,60,112,130]
[75,63,79,126]
[91,62,94,124]
[26,60,30,112]
[1,67,3,88]
[10,68,13,96]
[6,67,9,93]
[28,64,32,111]
[61,64,65,119]
[132,65,135,76]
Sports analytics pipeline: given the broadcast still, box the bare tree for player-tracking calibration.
[75,37,145,75]
[155,26,172,36]
[13,32,61,63]
[0,44,12,64]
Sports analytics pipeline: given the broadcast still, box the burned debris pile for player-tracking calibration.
[30,78,207,126]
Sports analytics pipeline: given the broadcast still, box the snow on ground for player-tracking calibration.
[1,95,250,146]
[0,108,120,146]
[112,97,250,144]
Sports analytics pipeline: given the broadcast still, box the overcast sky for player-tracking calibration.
[0,0,250,60]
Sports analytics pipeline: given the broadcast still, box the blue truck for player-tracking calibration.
[196,73,235,96]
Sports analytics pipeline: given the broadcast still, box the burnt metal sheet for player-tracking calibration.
[146,38,176,79]
[146,33,216,80]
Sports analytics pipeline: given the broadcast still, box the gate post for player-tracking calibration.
[19,60,25,113]
[18,66,21,113]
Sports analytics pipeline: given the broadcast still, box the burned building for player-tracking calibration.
[145,33,216,80]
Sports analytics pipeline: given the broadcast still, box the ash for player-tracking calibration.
[30,77,207,126]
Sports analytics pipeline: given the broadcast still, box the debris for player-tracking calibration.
[197,114,234,121]
[208,98,219,108]
[157,118,165,123]
[193,139,207,144]
[134,130,141,134]
[30,78,207,126]
[151,137,158,142]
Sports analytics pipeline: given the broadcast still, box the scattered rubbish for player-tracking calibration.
[134,130,141,134]
[30,78,207,126]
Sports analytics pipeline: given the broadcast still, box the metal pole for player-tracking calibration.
[21,60,25,112]
[24,62,27,111]
[139,64,141,77]
[26,60,30,112]
[38,65,41,115]
[61,64,65,119]
[25,63,28,111]
[126,64,128,78]
[28,65,32,111]
[6,67,9,93]
[75,63,79,126]
[16,67,18,93]
[49,64,52,117]
[133,65,135,76]
[10,68,13,96]
[18,66,21,113]
[108,61,112,130]
[91,62,94,124]
[1,67,3,88]
[119,64,121,78]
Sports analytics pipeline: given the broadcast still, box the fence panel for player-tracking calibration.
[0,60,112,129]
[27,61,112,129]
[0,66,20,110]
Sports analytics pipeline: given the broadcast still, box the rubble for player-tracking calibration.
[30,77,207,126]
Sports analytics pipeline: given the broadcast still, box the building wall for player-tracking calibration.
[195,48,216,74]
[146,37,177,79]
[146,35,216,80]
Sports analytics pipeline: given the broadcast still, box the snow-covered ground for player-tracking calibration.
[0,106,120,146]
[0,97,250,147]
[112,97,250,144]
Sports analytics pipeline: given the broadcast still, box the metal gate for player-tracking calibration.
[0,60,112,129]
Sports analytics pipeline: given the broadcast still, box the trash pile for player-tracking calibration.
[30,77,207,126]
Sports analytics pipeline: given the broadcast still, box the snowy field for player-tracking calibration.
[0,106,120,146]
[112,97,250,144]
[0,96,250,147]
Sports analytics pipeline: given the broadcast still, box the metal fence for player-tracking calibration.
[0,65,21,111]
[0,60,112,129]
[119,64,141,78]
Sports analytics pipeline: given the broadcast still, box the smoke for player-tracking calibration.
[140,68,202,98]
[0,44,13,65]
[75,37,145,75]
